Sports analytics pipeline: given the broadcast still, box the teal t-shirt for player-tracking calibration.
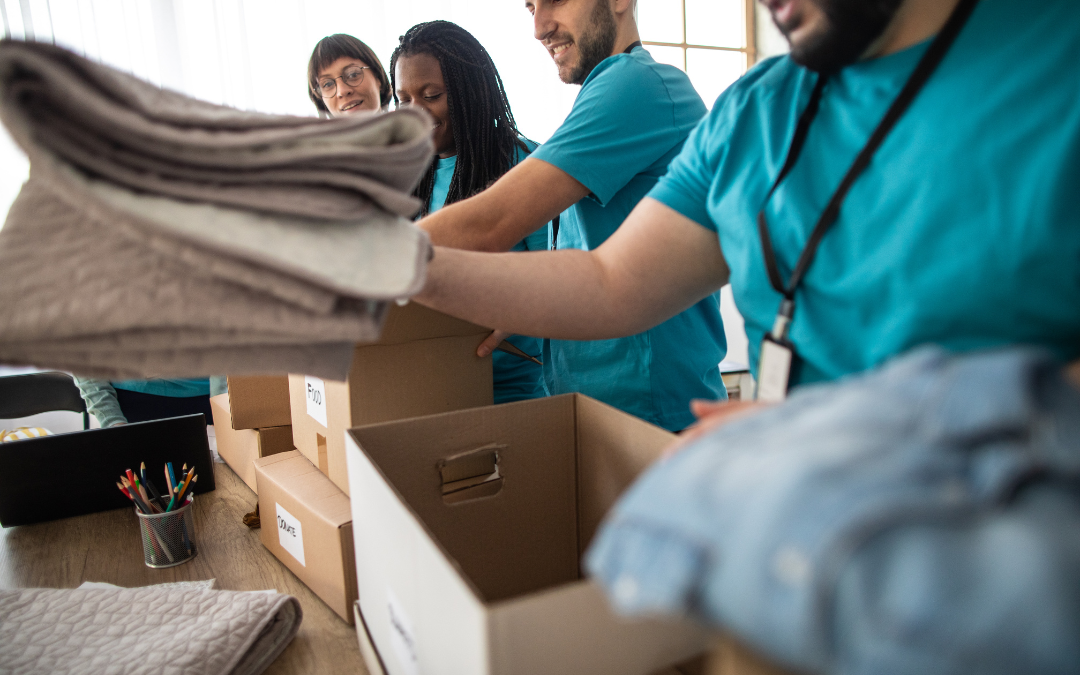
[112,379,211,398]
[429,142,549,404]
[649,0,1080,386]
[530,46,726,431]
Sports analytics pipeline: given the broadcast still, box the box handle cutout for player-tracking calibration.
[439,443,504,505]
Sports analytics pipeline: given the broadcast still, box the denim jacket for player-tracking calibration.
[586,347,1080,675]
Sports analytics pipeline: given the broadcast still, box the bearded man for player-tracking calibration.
[416,0,1080,425]
[418,0,727,432]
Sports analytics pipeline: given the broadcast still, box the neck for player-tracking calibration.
[864,0,962,59]
[612,18,641,56]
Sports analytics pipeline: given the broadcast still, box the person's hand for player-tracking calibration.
[662,398,770,456]
[477,329,512,358]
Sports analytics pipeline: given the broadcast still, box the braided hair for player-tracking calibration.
[390,21,529,217]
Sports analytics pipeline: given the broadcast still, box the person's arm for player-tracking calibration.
[416,197,728,339]
[74,376,127,427]
[418,157,590,252]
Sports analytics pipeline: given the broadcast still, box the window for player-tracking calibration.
[638,0,755,108]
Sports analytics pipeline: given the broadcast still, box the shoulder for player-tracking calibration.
[695,55,806,143]
[582,49,690,98]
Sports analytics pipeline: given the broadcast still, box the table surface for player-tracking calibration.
[0,460,367,675]
[0,457,783,675]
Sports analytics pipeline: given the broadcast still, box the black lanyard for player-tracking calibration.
[624,41,642,53]
[758,0,980,341]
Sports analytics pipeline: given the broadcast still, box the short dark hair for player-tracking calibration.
[390,21,528,218]
[307,34,391,115]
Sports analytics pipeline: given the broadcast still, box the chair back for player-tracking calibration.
[0,372,89,429]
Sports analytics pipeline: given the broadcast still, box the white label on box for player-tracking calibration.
[275,503,306,567]
[387,587,419,675]
[304,376,327,427]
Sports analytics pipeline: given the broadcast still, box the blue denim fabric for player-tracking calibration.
[586,347,1080,675]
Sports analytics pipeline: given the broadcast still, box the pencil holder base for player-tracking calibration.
[136,497,198,568]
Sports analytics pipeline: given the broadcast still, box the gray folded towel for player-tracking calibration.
[0,586,303,675]
[0,40,435,380]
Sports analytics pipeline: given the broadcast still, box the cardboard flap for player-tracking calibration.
[350,396,580,603]
[574,395,674,557]
[375,302,489,345]
[226,375,291,429]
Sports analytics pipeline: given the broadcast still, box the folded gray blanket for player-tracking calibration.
[0,586,303,675]
[0,40,435,380]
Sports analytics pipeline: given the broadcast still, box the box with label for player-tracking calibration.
[226,375,291,430]
[255,450,357,623]
[290,302,493,495]
[346,393,710,675]
[209,394,293,493]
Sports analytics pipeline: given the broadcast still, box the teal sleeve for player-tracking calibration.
[647,109,721,231]
[74,377,127,427]
[531,56,695,205]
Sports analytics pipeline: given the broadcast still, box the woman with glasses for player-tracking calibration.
[307,34,391,117]
[391,20,549,404]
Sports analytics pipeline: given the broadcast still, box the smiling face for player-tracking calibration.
[395,52,456,158]
[761,0,904,73]
[529,0,618,85]
[316,56,383,117]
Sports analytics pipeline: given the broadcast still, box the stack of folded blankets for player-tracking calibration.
[0,39,435,381]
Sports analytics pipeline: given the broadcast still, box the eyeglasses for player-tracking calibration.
[316,67,371,97]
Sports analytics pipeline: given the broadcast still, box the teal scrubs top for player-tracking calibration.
[530,46,726,431]
[429,143,549,404]
[649,0,1080,386]
[112,379,211,398]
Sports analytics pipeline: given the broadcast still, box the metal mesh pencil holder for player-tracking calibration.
[136,496,197,568]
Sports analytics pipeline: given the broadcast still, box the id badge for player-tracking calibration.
[756,335,795,403]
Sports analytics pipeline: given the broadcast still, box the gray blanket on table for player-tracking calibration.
[0,586,303,675]
[0,40,435,380]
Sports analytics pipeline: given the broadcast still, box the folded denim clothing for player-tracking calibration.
[0,40,437,380]
[586,346,1080,675]
[0,586,302,675]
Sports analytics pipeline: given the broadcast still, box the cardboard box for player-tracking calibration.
[226,375,291,429]
[290,302,493,495]
[209,394,293,493]
[255,450,357,623]
[346,394,710,675]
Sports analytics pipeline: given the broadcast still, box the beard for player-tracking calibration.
[564,0,618,85]
[778,0,905,74]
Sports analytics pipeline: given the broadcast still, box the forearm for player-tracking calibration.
[74,376,127,427]
[416,198,729,341]
[419,158,588,252]
[416,247,655,340]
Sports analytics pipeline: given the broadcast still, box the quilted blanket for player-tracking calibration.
[0,39,436,380]
[0,586,303,675]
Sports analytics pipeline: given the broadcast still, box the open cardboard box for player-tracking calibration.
[209,393,293,493]
[346,393,710,675]
[255,450,357,623]
[225,375,291,430]
[290,302,493,495]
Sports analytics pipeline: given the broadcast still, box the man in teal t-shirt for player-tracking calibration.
[412,0,1080,418]
[419,0,726,431]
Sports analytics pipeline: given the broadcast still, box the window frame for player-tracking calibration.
[640,0,757,71]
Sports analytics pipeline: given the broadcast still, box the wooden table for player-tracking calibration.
[0,461,366,675]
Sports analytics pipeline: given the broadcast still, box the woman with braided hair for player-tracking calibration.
[392,20,549,404]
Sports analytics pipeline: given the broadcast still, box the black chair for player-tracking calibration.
[0,372,89,430]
